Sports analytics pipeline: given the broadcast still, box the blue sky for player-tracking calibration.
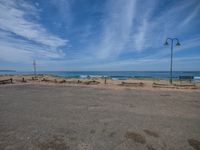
[0,0,200,71]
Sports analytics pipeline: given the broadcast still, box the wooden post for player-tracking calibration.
[104,77,107,84]
[10,78,13,83]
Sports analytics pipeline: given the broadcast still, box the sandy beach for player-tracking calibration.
[0,75,200,150]
[0,74,200,91]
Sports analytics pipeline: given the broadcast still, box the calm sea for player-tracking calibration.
[1,71,200,80]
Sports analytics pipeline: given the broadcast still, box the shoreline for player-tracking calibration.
[1,70,200,80]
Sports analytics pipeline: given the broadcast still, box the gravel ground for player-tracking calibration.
[0,84,200,150]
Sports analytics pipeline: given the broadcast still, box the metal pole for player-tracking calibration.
[33,60,36,78]
[170,40,173,84]
[165,38,180,84]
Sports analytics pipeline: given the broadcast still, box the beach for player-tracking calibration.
[0,74,200,91]
[0,75,200,150]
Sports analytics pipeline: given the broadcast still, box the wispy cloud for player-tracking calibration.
[88,0,199,58]
[0,30,65,63]
[133,19,148,51]
[91,0,136,59]
[130,0,200,51]
[0,0,67,47]
[181,4,200,27]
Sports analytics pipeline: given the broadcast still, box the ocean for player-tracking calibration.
[1,71,200,80]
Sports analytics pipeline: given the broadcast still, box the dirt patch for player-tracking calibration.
[188,139,200,150]
[36,135,69,150]
[1,84,200,149]
[108,132,116,138]
[143,129,159,138]
[90,129,96,134]
[102,129,106,133]
[129,104,135,108]
[124,131,146,144]
[78,143,93,150]
[146,144,157,150]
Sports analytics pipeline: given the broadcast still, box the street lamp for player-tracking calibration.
[33,60,37,78]
[164,38,181,84]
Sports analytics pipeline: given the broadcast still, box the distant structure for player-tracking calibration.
[33,60,37,78]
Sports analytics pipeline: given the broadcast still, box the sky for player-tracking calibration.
[0,0,200,71]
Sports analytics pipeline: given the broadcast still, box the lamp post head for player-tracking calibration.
[176,41,181,46]
[164,41,169,46]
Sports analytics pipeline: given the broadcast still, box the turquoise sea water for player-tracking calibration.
[1,71,200,80]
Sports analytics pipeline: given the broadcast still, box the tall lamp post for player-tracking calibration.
[33,60,37,78]
[164,38,181,84]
